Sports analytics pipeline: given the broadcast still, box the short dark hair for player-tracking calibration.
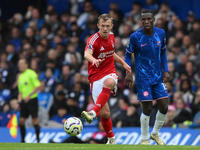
[45,67,54,73]
[180,78,191,92]
[20,58,29,65]
[24,58,29,65]
[61,11,70,16]
[0,60,8,64]
[133,1,142,7]
[56,43,64,47]
[46,59,55,65]
[37,43,45,48]
[40,25,51,33]
[7,43,15,47]
[141,9,154,16]
[98,14,113,24]
[162,2,169,7]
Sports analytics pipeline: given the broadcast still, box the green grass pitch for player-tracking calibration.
[0,143,199,150]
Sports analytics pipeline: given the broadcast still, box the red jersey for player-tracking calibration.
[85,32,117,83]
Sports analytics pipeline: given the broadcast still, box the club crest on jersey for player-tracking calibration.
[143,91,149,97]
[88,44,93,50]
[156,41,161,47]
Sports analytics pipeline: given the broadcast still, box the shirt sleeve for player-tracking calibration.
[125,35,135,67]
[126,35,135,54]
[161,31,166,50]
[125,51,132,67]
[85,36,95,52]
[18,76,22,93]
[161,32,169,72]
[31,71,41,87]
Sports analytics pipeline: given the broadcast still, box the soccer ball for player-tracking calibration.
[64,117,83,136]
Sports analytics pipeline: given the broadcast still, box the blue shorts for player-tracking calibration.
[136,82,168,101]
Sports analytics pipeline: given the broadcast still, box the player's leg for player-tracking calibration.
[91,78,115,116]
[81,78,103,123]
[81,77,114,123]
[152,98,168,135]
[19,117,26,143]
[19,101,28,143]
[150,98,168,145]
[150,83,169,145]
[140,101,152,145]
[100,103,115,144]
[82,74,117,123]
[32,117,40,143]
[136,84,153,145]
[29,98,40,143]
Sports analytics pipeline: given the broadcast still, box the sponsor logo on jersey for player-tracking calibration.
[100,47,105,51]
[141,43,147,47]
[98,50,114,58]
[156,41,161,47]
[143,91,149,97]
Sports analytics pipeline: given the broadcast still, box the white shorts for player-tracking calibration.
[90,73,118,103]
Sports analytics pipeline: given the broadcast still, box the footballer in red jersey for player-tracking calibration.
[85,31,116,83]
[81,14,131,144]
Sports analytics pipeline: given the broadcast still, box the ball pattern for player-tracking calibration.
[64,117,83,136]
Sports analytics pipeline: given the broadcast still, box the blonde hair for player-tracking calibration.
[98,14,113,24]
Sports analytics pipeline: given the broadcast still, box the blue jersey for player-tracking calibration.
[125,27,168,85]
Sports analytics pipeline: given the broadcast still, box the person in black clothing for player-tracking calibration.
[114,105,139,127]
[174,98,193,125]
[49,90,66,118]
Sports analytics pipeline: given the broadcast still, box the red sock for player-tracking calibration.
[101,116,114,138]
[93,87,111,116]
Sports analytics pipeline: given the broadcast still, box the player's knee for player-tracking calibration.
[103,79,115,89]
[158,98,169,114]
[32,118,38,125]
[160,105,168,114]
[100,109,110,118]
[143,105,152,115]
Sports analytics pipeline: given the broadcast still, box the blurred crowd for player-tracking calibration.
[0,0,200,129]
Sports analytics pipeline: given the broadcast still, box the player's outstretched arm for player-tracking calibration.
[113,52,131,74]
[84,50,104,67]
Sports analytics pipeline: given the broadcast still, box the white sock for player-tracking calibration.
[140,113,150,140]
[108,136,115,139]
[152,111,166,135]
[90,110,96,118]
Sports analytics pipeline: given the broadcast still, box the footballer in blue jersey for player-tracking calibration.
[125,9,170,145]
[126,27,168,86]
